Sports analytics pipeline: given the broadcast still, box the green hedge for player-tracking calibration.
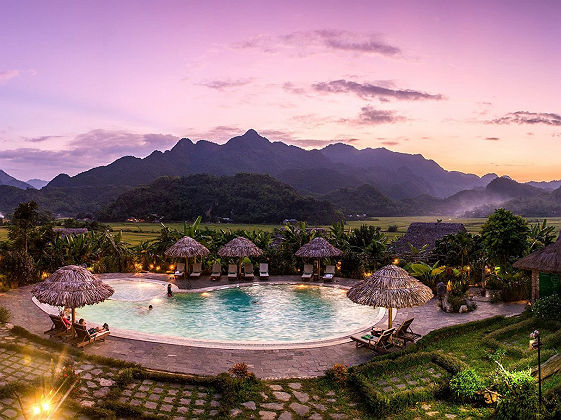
[350,351,466,417]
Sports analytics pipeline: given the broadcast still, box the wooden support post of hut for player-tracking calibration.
[514,236,561,302]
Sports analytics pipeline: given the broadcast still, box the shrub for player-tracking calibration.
[116,367,135,388]
[0,250,37,287]
[387,225,398,232]
[0,306,10,324]
[326,364,349,384]
[449,369,485,402]
[531,294,561,321]
[493,367,537,420]
[228,362,251,379]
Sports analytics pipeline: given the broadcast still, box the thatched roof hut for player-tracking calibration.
[389,222,466,259]
[32,265,114,323]
[164,236,210,258]
[514,236,561,273]
[295,237,342,258]
[514,235,561,301]
[218,237,263,258]
[348,264,433,328]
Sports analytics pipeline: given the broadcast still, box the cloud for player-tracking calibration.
[198,78,253,90]
[0,130,179,178]
[282,82,306,95]
[236,29,401,57]
[312,79,444,101]
[381,141,400,146]
[489,111,561,126]
[346,106,406,125]
[0,69,20,82]
[27,135,63,143]
[485,137,500,141]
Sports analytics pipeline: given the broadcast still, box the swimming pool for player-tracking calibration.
[54,279,383,344]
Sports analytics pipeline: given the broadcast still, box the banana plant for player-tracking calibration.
[409,261,445,288]
[527,219,556,253]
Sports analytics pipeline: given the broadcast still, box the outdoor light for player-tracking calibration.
[32,405,41,415]
[156,266,161,271]
[201,292,210,297]
[149,264,154,269]
[530,329,542,409]
[169,264,175,270]
[41,401,50,412]
[393,258,399,265]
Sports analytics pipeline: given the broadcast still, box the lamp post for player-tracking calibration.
[530,329,542,410]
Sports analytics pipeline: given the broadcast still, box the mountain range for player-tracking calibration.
[0,129,559,220]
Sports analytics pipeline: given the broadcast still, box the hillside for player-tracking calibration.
[322,184,402,216]
[96,173,343,224]
[0,170,32,189]
[46,129,496,200]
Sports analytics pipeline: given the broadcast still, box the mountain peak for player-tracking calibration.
[226,129,270,146]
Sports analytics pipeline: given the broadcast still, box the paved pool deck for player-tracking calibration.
[0,274,526,379]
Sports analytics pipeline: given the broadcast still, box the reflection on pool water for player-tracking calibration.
[75,280,382,343]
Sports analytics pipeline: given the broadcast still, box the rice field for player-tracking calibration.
[1,216,560,245]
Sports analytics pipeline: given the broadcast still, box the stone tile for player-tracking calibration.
[163,396,175,403]
[161,404,173,412]
[273,391,291,401]
[195,399,205,406]
[260,411,277,420]
[289,402,309,416]
[383,386,393,392]
[152,387,164,394]
[396,384,406,390]
[262,402,284,410]
[269,384,283,391]
[134,392,147,399]
[287,382,301,390]
[138,385,150,392]
[148,393,160,401]
[130,399,142,406]
[278,412,293,420]
[292,391,309,403]
[144,401,158,410]
[242,401,256,410]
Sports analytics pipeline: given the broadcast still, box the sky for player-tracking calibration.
[1,0,560,182]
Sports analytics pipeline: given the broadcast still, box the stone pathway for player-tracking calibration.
[0,277,526,378]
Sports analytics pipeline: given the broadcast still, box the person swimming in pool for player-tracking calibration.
[148,304,153,310]
[167,283,173,297]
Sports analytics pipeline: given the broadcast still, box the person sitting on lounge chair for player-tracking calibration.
[59,310,71,327]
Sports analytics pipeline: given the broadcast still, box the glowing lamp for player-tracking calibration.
[201,292,211,297]
[32,406,41,415]
[149,264,154,269]
[393,258,400,265]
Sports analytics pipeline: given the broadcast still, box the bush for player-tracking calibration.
[449,369,485,402]
[0,306,10,324]
[531,294,561,321]
[387,225,398,232]
[228,362,252,379]
[116,367,135,388]
[0,250,37,287]
[493,367,537,420]
[326,364,348,384]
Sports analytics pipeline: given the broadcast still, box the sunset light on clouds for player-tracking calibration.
[1,0,560,181]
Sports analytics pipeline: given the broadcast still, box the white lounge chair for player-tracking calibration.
[190,262,202,278]
[302,264,313,280]
[323,265,335,281]
[210,263,221,280]
[259,263,269,280]
[174,262,185,279]
[228,264,237,280]
[244,263,254,279]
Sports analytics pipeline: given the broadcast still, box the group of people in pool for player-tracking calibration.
[146,283,174,311]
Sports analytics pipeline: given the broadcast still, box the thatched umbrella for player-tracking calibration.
[295,237,342,279]
[165,236,210,277]
[514,236,561,301]
[32,265,114,324]
[218,237,263,278]
[347,264,433,328]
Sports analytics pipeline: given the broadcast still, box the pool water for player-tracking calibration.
[75,280,382,343]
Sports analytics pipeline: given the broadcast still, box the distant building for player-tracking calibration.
[389,222,466,260]
[282,219,299,225]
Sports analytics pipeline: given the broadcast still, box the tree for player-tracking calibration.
[8,201,39,253]
[527,219,556,254]
[481,208,529,267]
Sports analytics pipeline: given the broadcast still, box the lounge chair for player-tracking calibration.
[259,263,269,280]
[244,263,254,279]
[351,328,395,353]
[44,314,71,337]
[210,263,221,280]
[190,262,202,278]
[72,322,110,348]
[174,262,185,279]
[322,265,335,281]
[301,264,313,280]
[373,318,421,347]
[228,264,238,280]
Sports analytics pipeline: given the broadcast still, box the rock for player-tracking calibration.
[230,408,242,417]
[309,414,322,420]
[288,382,301,390]
[466,299,477,311]
[273,391,291,401]
[259,411,277,420]
[99,378,114,387]
[292,391,309,403]
[262,402,284,410]
[79,400,94,408]
[278,412,293,420]
[459,305,468,313]
[289,402,309,416]
[93,387,110,398]
[242,401,257,410]
[269,384,283,391]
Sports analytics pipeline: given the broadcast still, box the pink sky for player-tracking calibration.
[0,0,560,181]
